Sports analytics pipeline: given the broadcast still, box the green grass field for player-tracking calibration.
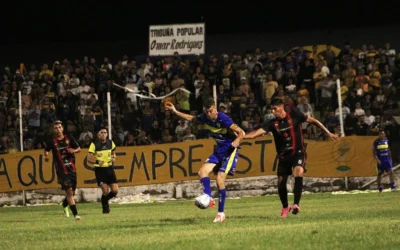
[0,192,399,250]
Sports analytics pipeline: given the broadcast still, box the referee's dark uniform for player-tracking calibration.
[88,139,117,186]
[88,137,118,213]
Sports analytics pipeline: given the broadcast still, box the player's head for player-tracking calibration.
[98,127,108,141]
[270,98,286,119]
[204,99,218,120]
[53,120,63,136]
[379,130,386,140]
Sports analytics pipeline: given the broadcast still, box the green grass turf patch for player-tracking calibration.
[0,192,399,250]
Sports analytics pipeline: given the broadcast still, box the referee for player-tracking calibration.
[88,127,119,214]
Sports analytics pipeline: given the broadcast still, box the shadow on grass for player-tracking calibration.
[1,220,29,223]
[228,215,272,220]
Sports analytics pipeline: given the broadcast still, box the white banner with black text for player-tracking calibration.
[149,23,205,56]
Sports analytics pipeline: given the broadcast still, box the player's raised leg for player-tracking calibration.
[198,162,217,207]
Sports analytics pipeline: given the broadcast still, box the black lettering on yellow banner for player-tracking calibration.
[39,154,55,184]
[169,147,186,178]
[255,139,273,172]
[18,156,38,187]
[114,152,127,183]
[152,150,167,180]
[188,144,203,177]
[130,152,150,182]
[0,158,11,188]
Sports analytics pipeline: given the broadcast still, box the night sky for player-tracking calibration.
[1,1,399,46]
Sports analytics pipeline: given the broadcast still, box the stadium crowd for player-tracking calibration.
[0,42,400,163]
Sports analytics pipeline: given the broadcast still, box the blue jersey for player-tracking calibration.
[196,112,237,145]
[373,138,391,162]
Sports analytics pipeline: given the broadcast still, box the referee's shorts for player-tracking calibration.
[94,166,117,186]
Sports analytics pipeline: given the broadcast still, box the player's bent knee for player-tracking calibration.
[294,166,304,177]
[66,188,74,196]
[198,163,215,178]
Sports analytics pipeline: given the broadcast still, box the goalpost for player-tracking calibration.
[107,92,112,140]
[336,79,348,190]
[18,90,26,205]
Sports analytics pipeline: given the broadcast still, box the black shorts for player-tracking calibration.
[95,167,117,186]
[277,151,307,176]
[58,173,77,191]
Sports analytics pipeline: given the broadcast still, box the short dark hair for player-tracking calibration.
[270,98,285,106]
[53,120,63,126]
[203,99,216,109]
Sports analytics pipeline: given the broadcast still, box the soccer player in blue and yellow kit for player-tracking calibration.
[373,130,396,192]
[165,99,245,223]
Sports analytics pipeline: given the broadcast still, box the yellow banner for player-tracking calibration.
[0,136,377,192]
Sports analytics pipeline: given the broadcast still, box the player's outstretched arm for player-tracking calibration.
[230,124,246,148]
[164,102,195,121]
[244,128,267,139]
[306,116,339,141]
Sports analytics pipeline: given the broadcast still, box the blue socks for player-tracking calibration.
[199,177,227,212]
[218,189,226,213]
[200,177,212,197]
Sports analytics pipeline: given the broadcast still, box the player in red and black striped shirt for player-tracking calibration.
[245,98,339,218]
[44,120,81,220]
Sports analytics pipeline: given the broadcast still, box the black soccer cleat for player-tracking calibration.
[102,205,110,214]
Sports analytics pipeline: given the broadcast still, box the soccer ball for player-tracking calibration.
[194,194,211,209]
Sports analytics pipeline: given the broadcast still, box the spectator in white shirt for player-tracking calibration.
[285,79,297,101]
[318,61,330,75]
[181,127,196,141]
[102,57,113,71]
[125,79,139,109]
[77,98,87,123]
[86,87,98,102]
[175,119,188,142]
[57,75,68,97]
[79,125,93,142]
[383,42,396,69]
[69,72,80,88]
[335,103,351,120]
[364,109,375,126]
[77,80,91,100]
[354,102,365,117]
[138,63,151,79]
[21,76,34,94]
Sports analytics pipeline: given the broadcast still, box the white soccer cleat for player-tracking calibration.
[213,212,226,223]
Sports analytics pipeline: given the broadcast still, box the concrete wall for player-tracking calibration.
[1,172,398,206]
